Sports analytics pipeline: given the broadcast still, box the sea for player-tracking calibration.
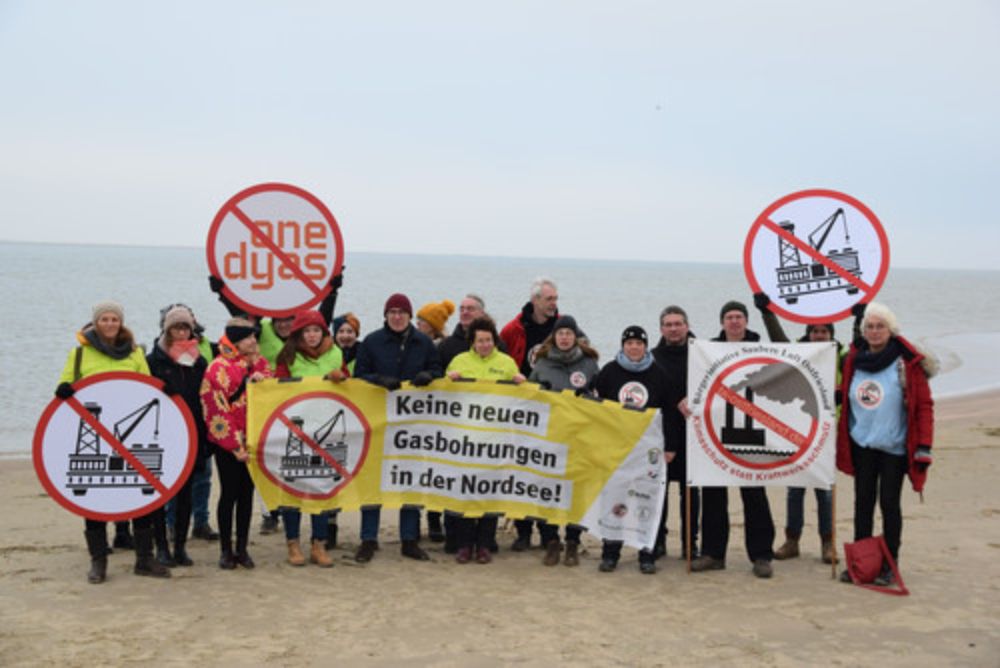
[3,241,999,457]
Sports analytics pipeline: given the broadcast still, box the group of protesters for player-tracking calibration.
[54,273,935,587]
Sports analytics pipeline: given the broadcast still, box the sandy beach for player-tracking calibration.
[2,391,998,667]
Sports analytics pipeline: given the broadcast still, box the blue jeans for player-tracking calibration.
[360,507,420,542]
[165,460,212,529]
[785,487,833,536]
[282,509,329,541]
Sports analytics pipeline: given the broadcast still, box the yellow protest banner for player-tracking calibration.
[246,377,666,549]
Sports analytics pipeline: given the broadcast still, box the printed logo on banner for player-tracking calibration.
[254,391,371,500]
[206,183,344,318]
[743,189,889,325]
[688,341,837,488]
[33,372,197,522]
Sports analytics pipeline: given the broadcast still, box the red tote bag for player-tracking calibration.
[843,535,909,596]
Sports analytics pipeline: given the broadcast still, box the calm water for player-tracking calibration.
[3,241,999,455]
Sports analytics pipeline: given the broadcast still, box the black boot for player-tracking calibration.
[155,519,176,568]
[113,521,134,550]
[84,529,108,584]
[173,538,193,567]
[134,527,171,578]
[427,512,445,542]
[325,518,338,551]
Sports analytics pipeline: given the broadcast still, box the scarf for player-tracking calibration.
[82,324,133,360]
[167,338,201,366]
[544,345,584,366]
[853,337,904,374]
[296,335,334,360]
[615,350,653,373]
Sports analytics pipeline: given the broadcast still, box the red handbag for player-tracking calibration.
[843,535,909,596]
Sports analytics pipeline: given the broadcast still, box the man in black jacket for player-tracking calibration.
[690,300,776,579]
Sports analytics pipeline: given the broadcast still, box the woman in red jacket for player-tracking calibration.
[837,302,935,584]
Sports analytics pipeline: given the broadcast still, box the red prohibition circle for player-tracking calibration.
[254,390,371,501]
[702,357,818,471]
[33,372,198,522]
[743,188,890,325]
[206,182,345,318]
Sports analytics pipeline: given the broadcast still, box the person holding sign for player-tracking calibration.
[333,312,361,377]
[593,325,671,575]
[55,300,169,583]
[353,293,443,563]
[529,314,600,566]
[691,301,777,579]
[200,318,272,570]
[837,303,936,585]
[273,310,343,568]
[446,316,525,564]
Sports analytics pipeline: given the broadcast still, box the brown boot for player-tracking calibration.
[542,539,562,566]
[310,539,333,568]
[821,534,837,564]
[287,540,306,567]
[563,541,580,567]
[774,530,800,560]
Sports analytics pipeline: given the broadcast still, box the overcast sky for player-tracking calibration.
[1,1,997,269]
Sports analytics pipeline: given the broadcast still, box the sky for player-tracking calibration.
[1,1,997,270]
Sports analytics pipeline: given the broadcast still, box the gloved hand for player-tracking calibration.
[851,302,867,319]
[753,292,770,310]
[914,445,933,472]
[208,275,225,293]
[412,371,433,387]
[55,382,75,400]
[375,375,401,391]
[331,270,344,291]
[537,380,553,391]
[161,383,179,397]
[573,387,593,397]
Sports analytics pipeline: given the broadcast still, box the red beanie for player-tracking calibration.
[290,310,327,334]
[384,293,413,316]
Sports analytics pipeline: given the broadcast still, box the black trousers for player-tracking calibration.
[456,516,498,550]
[84,516,152,532]
[215,449,254,554]
[851,443,907,561]
[700,486,775,563]
[539,522,582,544]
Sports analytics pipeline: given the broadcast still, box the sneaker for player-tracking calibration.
[598,557,618,573]
[235,551,255,569]
[873,566,895,587]
[690,555,725,572]
[218,550,237,570]
[354,540,378,563]
[475,548,492,564]
[752,559,773,579]
[639,560,657,575]
[260,515,279,535]
[455,547,473,564]
[192,524,220,541]
[510,536,530,552]
[839,569,853,583]
[400,540,429,561]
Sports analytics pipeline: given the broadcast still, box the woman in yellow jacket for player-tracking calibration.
[445,316,525,563]
[55,301,170,583]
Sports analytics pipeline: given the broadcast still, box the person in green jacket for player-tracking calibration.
[445,316,526,564]
[55,300,170,583]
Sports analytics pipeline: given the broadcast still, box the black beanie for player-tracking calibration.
[621,325,648,345]
[553,314,580,336]
[225,317,257,344]
[719,300,748,322]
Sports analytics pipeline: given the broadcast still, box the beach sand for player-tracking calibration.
[2,392,998,667]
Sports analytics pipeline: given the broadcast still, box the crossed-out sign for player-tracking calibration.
[207,183,344,318]
[33,372,197,521]
[254,392,371,500]
[744,189,889,324]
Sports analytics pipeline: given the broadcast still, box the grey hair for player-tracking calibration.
[659,305,688,325]
[530,277,557,299]
[862,301,900,335]
[464,293,486,311]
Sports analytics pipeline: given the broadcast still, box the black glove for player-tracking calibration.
[753,292,770,310]
[537,380,553,391]
[573,387,591,397]
[412,371,433,387]
[331,270,344,291]
[209,275,225,293]
[375,375,401,391]
[851,302,867,319]
[55,382,75,400]
[914,445,932,472]
[162,383,179,397]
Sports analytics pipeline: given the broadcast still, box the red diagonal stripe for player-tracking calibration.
[277,413,352,480]
[716,385,810,452]
[65,397,169,495]
[227,203,324,298]
[762,217,874,295]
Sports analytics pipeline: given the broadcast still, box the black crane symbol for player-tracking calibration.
[775,208,862,304]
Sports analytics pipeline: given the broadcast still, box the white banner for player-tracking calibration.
[687,341,837,488]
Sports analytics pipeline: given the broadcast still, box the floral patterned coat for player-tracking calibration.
[199,351,271,452]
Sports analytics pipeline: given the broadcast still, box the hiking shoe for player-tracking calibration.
[690,555,725,572]
[401,540,429,561]
[455,547,472,564]
[774,537,800,560]
[564,541,580,567]
[639,560,657,575]
[354,540,378,563]
[192,524,220,541]
[752,559,773,579]
[598,557,618,573]
[510,536,530,552]
[873,566,895,587]
[542,540,562,566]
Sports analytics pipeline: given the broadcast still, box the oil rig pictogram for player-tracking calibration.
[66,399,164,496]
[279,410,349,482]
[775,207,861,304]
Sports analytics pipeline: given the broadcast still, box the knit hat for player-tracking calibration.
[621,325,648,345]
[289,310,327,335]
[384,293,413,316]
[225,317,257,344]
[719,300,748,322]
[553,314,580,336]
[163,306,195,332]
[92,300,124,325]
[333,312,361,336]
[417,299,456,336]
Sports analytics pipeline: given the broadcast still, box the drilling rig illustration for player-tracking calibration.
[775,208,861,304]
[279,410,349,482]
[66,399,164,496]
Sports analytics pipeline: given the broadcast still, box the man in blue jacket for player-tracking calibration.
[354,293,443,562]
